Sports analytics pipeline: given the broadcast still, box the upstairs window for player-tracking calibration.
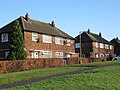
[95,42,98,48]
[100,43,104,49]
[110,45,112,50]
[66,40,71,46]
[1,33,8,42]
[32,32,38,42]
[55,37,63,45]
[43,35,52,43]
[105,44,109,49]
[75,43,80,48]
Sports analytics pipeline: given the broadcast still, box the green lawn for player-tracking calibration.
[0,60,120,90]
[0,64,86,85]
[9,63,120,90]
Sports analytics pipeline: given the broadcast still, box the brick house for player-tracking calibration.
[0,14,77,59]
[75,29,114,61]
[110,37,120,56]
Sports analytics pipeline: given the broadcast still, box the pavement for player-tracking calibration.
[0,63,119,90]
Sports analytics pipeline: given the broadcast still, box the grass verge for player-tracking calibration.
[9,65,120,90]
[0,60,119,87]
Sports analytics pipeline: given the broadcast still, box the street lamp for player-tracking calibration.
[79,31,83,64]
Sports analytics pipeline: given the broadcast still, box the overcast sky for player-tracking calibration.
[0,0,120,40]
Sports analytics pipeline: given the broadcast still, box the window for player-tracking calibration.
[55,37,63,45]
[43,35,52,43]
[5,51,9,58]
[32,32,38,42]
[1,33,8,42]
[75,43,80,48]
[56,52,63,58]
[100,43,104,48]
[110,45,112,50]
[66,40,71,46]
[105,44,109,49]
[100,53,105,57]
[66,54,71,58]
[31,51,39,58]
[43,51,52,58]
[95,42,98,48]
[95,53,99,58]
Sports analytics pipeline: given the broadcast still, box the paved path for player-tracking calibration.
[0,64,119,90]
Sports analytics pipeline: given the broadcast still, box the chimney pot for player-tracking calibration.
[87,29,90,33]
[99,32,102,37]
[25,13,30,22]
[116,37,118,40]
[51,21,55,27]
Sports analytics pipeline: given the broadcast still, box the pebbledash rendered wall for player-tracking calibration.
[0,57,80,74]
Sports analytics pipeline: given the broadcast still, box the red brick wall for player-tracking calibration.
[0,58,79,74]
[24,31,76,58]
[82,58,89,64]
[91,57,106,62]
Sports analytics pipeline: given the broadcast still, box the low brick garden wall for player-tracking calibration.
[0,57,79,74]
[0,57,107,74]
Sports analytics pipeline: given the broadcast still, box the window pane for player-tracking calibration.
[32,33,38,41]
[1,33,8,42]
[56,52,63,58]
[100,43,104,48]
[75,43,80,48]
[66,40,71,46]
[43,35,52,43]
[55,37,63,45]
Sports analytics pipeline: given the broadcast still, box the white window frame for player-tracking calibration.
[95,53,99,58]
[95,42,98,48]
[1,33,8,42]
[32,32,38,42]
[31,51,39,58]
[66,54,71,58]
[43,35,52,43]
[43,51,52,58]
[110,45,112,50]
[56,52,63,58]
[105,44,109,49]
[55,37,63,45]
[5,51,9,58]
[66,39,71,46]
[100,43,104,49]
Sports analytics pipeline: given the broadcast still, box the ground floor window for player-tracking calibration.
[95,53,99,58]
[100,53,105,57]
[66,54,71,58]
[5,51,9,58]
[56,52,63,58]
[43,51,52,58]
[31,51,39,58]
[0,51,9,59]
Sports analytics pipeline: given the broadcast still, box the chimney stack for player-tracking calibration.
[116,37,118,40]
[87,29,90,34]
[99,32,102,37]
[51,21,55,27]
[25,13,30,22]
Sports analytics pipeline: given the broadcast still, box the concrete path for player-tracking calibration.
[0,64,119,90]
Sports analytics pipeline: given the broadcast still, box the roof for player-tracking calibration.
[0,15,74,39]
[75,31,112,45]
[110,38,120,46]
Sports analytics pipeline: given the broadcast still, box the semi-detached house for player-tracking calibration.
[75,29,114,61]
[0,14,77,59]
